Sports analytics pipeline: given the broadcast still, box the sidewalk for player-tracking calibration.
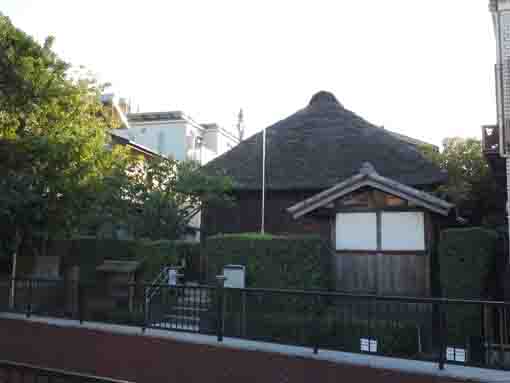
[0,312,509,383]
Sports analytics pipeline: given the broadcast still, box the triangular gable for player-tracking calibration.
[287,163,454,219]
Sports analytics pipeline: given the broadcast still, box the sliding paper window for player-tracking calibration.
[335,212,377,250]
[336,211,425,251]
[381,212,425,251]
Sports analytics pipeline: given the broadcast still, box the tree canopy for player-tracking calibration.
[420,137,504,226]
[0,13,233,259]
[0,13,122,254]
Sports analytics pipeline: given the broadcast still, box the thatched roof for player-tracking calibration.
[205,91,446,191]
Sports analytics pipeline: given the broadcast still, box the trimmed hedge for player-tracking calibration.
[439,227,499,347]
[439,227,499,299]
[204,233,332,290]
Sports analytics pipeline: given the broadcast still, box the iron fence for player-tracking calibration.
[1,278,509,371]
[0,360,134,383]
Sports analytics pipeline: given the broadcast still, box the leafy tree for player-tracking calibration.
[0,12,233,269]
[0,13,124,260]
[420,138,504,225]
[90,157,233,240]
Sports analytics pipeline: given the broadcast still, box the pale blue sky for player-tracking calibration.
[1,1,497,145]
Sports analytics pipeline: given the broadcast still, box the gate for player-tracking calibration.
[146,282,216,334]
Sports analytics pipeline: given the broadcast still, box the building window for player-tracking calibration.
[381,212,425,251]
[336,212,377,250]
[335,211,425,252]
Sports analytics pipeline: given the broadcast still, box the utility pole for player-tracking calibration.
[490,0,510,263]
[236,108,245,141]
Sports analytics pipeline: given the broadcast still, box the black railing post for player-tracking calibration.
[26,279,32,318]
[313,295,321,355]
[216,275,227,342]
[77,282,84,324]
[241,289,247,338]
[438,301,446,370]
[142,286,149,333]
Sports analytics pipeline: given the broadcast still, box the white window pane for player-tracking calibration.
[336,213,377,250]
[381,212,425,251]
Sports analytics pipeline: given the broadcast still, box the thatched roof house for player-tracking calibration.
[203,91,452,296]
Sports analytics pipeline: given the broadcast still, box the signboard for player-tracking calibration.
[223,265,245,289]
[446,347,466,363]
[360,338,378,353]
[168,268,178,286]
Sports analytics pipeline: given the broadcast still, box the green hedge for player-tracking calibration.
[439,227,499,299]
[439,227,499,347]
[221,301,424,357]
[204,233,332,290]
[52,238,198,282]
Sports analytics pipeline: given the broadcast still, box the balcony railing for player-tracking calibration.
[482,125,500,154]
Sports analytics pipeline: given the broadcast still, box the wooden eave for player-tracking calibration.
[287,163,454,219]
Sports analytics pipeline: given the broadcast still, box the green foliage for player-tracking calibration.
[0,13,233,259]
[222,299,423,357]
[0,13,128,258]
[439,228,497,347]
[204,234,332,290]
[420,138,503,225]
[54,238,182,282]
[439,227,499,299]
[84,157,233,241]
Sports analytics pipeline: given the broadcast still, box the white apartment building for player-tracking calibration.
[114,111,239,165]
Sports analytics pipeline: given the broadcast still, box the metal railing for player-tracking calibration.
[1,277,509,371]
[0,360,134,383]
[146,266,171,303]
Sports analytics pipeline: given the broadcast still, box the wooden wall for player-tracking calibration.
[329,189,434,296]
[333,253,429,296]
[202,189,327,236]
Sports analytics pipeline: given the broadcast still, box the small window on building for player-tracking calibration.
[381,212,425,251]
[336,213,377,250]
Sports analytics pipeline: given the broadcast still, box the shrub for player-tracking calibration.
[439,227,499,299]
[439,227,499,347]
[51,238,187,282]
[204,234,332,290]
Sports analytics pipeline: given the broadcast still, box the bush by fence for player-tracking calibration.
[204,233,332,290]
[439,227,500,347]
[49,238,197,282]
[439,227,499,299]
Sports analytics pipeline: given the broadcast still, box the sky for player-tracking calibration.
[1,1,497,146]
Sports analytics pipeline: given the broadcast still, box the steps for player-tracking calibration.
[148,284,212,333]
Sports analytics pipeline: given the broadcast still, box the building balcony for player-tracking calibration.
[482,125,500,155]
[481,124,507,189]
